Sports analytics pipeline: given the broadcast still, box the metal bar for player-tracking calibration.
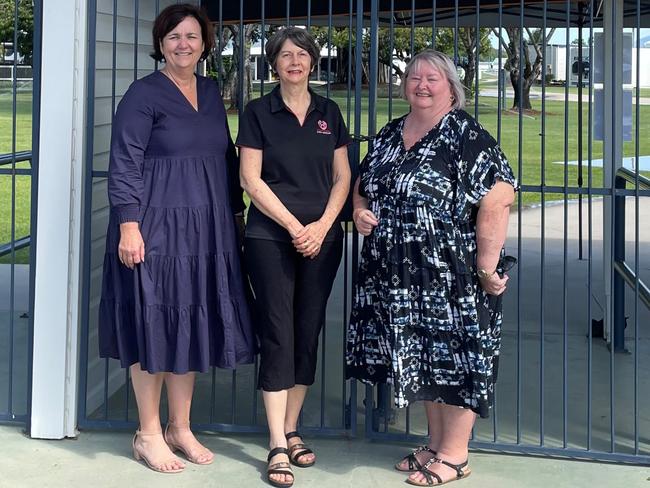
[0,168,32,176]
[609,1,619,455]
[616,167,650,189]
[410,0,415,56]
[231,370,236,425]
[562,0,570,449]
[633,0,641,455]
[474,0,479,118]
[613,175,626,352]
[577,18,584,260]
[238,0,244,115]
[539,0,548,448]
[515,0,524,445]
[431,0,436,49]
[613,262,650,309]
[77,0,98,427]
[0,237,31,257]
[306,0,311,31]
[453,0,458,64]
[7,0,19,420]
[286,0,290,26]
[326,0,332,100]
[0,151,32,166]
[133,0,139,80]
[256,0,260,97]
[388,0,394,121]
[493,0,503,444]
[25,0,43,434]
[586,0,594,453]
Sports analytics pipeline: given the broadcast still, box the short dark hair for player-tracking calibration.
[151,4,214,62]
[265,27,320,71]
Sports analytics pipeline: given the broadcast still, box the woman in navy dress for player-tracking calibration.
[98,4,254,473]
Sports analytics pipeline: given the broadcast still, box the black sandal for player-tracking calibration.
[395,445,436,472]
[267,447,294,488]
[285,431,316,468]
[406,457,471,486]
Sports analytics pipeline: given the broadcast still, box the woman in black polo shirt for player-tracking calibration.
[237,27,350,488]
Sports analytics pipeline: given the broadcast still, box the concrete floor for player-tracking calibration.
[1,424,649,488]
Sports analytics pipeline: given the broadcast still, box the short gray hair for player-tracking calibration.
[265,27,320,72]
[400,50,466,110]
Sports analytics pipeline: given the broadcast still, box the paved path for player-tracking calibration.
[480,88,650,105]
[1,425,649,488]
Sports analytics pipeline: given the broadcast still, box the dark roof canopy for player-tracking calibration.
[201,1,649,28]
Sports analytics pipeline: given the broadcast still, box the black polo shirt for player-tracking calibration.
[236,85,351,242]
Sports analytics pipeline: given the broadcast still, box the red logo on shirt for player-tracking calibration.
[316,119,331,135]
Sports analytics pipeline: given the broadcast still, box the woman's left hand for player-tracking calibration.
[292,220,328,258]
[479,272,509,296]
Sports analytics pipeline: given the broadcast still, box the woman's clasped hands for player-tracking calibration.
[291,220,328,258]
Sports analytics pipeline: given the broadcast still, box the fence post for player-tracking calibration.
[612,175,626,352]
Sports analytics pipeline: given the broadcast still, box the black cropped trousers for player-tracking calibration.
[244,237,343,391]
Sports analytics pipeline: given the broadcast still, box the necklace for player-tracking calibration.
[163,68,193,90]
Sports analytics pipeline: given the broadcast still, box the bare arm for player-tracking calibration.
[293,146,352,257]
[475,180,516,295]
[351,177,378,236]
[239,146,304,238]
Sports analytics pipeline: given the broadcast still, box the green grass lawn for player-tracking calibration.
[1,81,649,264]
[0,85,34,264]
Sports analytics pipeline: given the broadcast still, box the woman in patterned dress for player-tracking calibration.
[346,50,516,486]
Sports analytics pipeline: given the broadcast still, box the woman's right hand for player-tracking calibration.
[118,222,145,269]
[352,208,379,236]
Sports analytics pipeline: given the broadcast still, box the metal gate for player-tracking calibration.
[353,0,650,465]
[77,0,650,464]
[0,0,41,429]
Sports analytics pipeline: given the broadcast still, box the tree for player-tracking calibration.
[436,28,491,99]
[0,0,33,64]
[212,24,260,110]
[376,27,431,78]
[492,27,556,111]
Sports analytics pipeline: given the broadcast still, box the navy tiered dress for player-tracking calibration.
[99,71,255,373]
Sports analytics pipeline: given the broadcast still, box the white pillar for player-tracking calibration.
[602,0,624,343]
[30,0,87,439]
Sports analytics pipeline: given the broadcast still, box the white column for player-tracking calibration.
[602,0,624,343]
[30,0,87,439]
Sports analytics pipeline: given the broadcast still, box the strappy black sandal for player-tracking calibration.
[395,445,436,472]
[406,457,471,486]
[285,431,316,468]
[267,447,294,488]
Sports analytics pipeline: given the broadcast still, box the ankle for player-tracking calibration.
[435,448,468,464]
[167,419,191,431]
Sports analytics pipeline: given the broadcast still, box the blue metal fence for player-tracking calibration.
[76,0,650,464]
[0,0,40,430]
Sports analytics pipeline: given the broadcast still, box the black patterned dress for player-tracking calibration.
[346,109,516,418]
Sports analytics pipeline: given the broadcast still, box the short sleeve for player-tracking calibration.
[334,105,351,149]
[108,82,153,223]
[235,101,264,149]
[457,119,517,205]
[357,121,393,199]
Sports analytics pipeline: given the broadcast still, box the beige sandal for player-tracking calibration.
[164,420,214,465]
[132,430,185,473]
